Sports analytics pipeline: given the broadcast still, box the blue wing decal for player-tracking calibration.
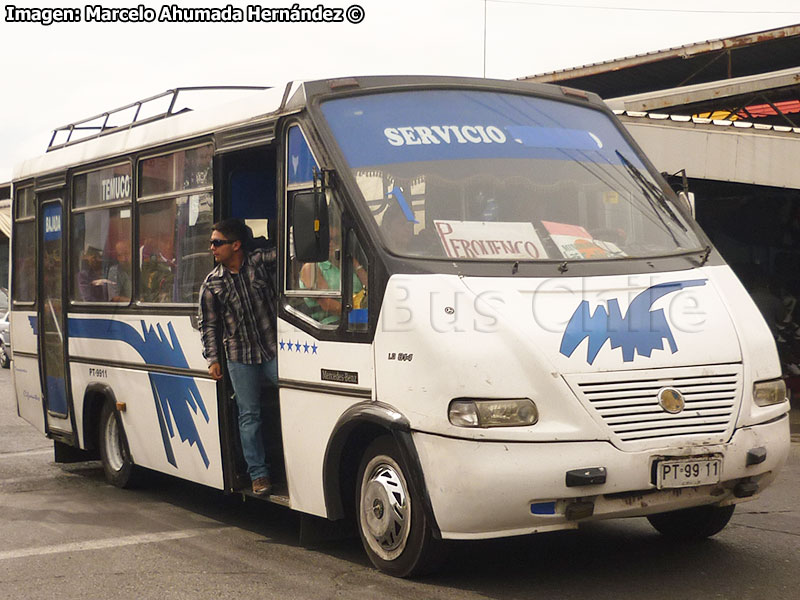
[560,280,707,364]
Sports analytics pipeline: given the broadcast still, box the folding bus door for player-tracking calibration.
[39,193,75,441]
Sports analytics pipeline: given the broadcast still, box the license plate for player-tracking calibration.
[656,457,721,489]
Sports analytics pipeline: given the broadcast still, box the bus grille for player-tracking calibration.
[570,366,741,444]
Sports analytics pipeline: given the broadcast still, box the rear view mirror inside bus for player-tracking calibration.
[292,190,330,263]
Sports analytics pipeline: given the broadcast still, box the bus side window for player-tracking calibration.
[70,164,133,304]
[287,195,343,327]
[347,232,368,332]
[137,145,214,304]
[284,123,350,328]
[12,186,36,304]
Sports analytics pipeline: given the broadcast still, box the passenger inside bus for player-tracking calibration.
[140,237,175,303]
[108,240,132,302]
[380,202,414,251]
[77,246,109,302]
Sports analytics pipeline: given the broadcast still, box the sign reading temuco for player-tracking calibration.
[101,174,131,202]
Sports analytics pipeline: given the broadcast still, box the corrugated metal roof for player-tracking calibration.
[519,24,800,100]
[613,109,800,135]
[602,66,800,127]
[618,111,800,189]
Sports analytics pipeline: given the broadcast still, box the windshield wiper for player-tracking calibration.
[551,246,708,271]
[615,151,688,243]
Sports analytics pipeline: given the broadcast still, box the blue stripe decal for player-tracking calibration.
[67,318,210,469]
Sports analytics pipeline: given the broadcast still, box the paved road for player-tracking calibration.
[1,367,798,599]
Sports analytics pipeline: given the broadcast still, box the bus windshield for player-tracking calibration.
[320,90,702,261]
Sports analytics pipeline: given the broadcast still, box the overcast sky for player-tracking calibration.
[2,0,799,182]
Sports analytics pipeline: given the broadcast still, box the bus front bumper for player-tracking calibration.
[412,415,790,540]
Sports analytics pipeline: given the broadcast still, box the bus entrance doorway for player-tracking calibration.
[216,145,286,498]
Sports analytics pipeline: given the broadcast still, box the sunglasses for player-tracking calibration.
[209,239,235,248]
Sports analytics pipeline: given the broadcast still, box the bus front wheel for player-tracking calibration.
[99,401,138,488]
[647,504,735,540]
[356,436,443,577]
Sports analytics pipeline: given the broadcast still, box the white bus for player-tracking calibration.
[10,77,791,577]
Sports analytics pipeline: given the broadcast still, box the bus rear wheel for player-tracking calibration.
[647,504,735,540]
[99,401,138,488]
[356,436,443,578]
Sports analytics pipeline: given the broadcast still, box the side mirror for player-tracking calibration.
[292,190,330,263]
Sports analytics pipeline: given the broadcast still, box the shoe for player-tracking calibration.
[252,477,271,496]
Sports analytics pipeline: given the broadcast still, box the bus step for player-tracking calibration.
[240,482,290,506]
[266,492,290,507]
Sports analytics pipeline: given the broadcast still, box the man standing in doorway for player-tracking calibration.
[198,219,277,496]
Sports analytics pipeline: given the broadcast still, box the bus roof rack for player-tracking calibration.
[47,86,271,152]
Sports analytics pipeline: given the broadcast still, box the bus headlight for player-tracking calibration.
[448,398,539,428]
[753,379,787,407]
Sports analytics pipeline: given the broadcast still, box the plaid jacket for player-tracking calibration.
[198,247,277,366]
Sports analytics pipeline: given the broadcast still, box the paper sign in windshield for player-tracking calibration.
[434,220,548,260]
[542,220,624,259]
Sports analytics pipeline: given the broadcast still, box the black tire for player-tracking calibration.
[98,401,138,488]
[356,436,444,577]
[647,504,735,540]
[0,343,9,368]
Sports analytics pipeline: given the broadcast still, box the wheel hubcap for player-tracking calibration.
[361,459,410,560]
[104,413,125,472]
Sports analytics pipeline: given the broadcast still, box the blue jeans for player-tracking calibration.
[226,358,278,481]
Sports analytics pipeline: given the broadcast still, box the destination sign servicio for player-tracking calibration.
[384,125,507,147]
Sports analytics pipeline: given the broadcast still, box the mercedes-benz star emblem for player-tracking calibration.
[657,387,685,414]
